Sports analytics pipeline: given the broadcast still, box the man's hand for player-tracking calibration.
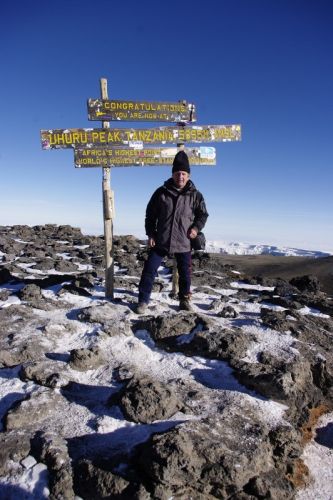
[187,227,198,239]
[148,237,156,248]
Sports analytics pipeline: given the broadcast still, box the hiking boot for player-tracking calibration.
[179,298,192,312]
[135,302,148,314]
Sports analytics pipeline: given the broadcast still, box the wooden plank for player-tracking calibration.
[74,146,217,168]
[41,125,241,149]
[87,99,196,122]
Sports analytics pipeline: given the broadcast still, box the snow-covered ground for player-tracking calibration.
[206,240,332,258]
[0,259,332,498]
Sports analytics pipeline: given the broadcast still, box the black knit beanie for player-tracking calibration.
[172,151,191,174]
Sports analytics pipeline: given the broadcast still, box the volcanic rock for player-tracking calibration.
[18,283,43,302]
[5,390,65,431]
[0,431,32,476]
[31,431,75,500]
[74,459,150,500]
[0,289,11,301]
[290,275,321,294]
[0,224,332,498]
[69,347,106,371]
[136,410,296,499]
[218,305,238,318]
[139,312,211,343]
[20,361,64,388]
[59,283,92,297]
[260,307,294,331]
[32,258,55,271]
[235,355,322,423]
[183,327,254,361]
[54,259,78,273]
[114,376,183,424]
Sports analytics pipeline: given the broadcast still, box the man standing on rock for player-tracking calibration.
[136,150,208,314]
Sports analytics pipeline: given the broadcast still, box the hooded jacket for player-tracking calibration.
[145,178,208,253]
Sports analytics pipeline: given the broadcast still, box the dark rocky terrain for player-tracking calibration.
[218,254,333,297]
[0,224,332,499]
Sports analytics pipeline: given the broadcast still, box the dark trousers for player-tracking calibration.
[138,249,192,304]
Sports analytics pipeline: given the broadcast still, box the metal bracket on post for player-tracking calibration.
[103,187,112,220]
[110,190,115,218]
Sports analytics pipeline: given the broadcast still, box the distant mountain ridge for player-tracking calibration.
[206,241,332,258]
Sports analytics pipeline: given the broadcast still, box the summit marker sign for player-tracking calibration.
[41,124,241,149]
[88,99,196,122]
[74,146,216,168]
[40,77,242,299]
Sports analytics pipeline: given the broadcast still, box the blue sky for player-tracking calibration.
[1,0,332,252]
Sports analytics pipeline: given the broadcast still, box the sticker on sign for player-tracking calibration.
[128,141,144,149]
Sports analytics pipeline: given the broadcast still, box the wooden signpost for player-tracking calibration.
[100,79,114,299]
[41,78,241,299]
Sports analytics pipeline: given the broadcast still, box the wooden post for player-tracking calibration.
[100,77,114,299]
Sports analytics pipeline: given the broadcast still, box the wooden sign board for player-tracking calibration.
[41,125,241,149]
[87,99,196,123]
[74,146,216,168]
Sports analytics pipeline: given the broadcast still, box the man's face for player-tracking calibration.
[172,170,189,189]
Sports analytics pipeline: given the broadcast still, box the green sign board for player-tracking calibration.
[41,125,241,149]
[87,99,196,123]
[74,146,216,168]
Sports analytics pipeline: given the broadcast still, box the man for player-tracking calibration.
[136,150,208,314]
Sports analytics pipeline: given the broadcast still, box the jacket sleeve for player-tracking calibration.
[192,192,209,232]
[144,188,161,237]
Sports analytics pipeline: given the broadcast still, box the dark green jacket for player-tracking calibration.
[145,178,208,253]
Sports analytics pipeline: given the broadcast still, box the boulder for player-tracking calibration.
[218,305,238,318]
[140,312,210,343]
[18,284,43,302]
[69,347,106,371]
[114,376,183,424]
[290,275,321,294]
[20,361,64,388]
[0,431,32,475]
[54,259,78,273]
[74,459,150,500]
[136,412,296,499]
[31,431,75,500]
[5,390,65,431]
